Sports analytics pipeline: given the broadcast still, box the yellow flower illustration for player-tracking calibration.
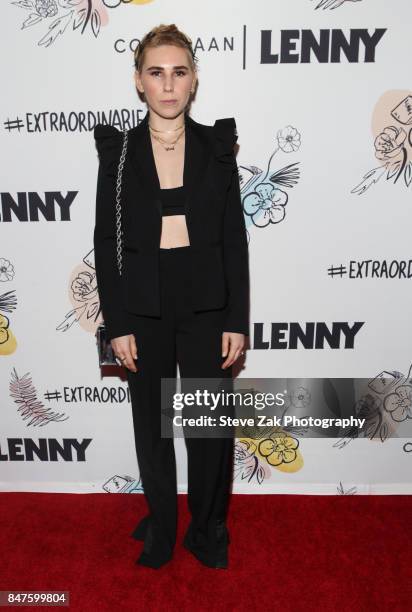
[0,313,17,355]
[258,434,300,466]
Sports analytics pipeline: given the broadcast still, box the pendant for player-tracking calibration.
[165,145,175,151]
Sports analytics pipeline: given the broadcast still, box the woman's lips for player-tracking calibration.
[161,100,177,104]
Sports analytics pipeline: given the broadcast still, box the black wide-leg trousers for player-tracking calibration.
[126,245,235,569]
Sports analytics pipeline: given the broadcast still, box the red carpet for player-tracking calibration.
[0,492,411,611]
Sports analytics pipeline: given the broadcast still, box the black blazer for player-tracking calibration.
[93,110,250,342]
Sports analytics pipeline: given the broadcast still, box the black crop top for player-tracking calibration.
[160,185,185,216]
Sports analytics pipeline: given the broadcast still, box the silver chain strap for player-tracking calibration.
[115,129,129,276]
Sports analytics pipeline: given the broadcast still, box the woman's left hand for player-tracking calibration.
[221,332,245,369]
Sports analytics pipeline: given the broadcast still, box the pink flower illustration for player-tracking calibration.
[374,126,407,161]
[384,385,412,422]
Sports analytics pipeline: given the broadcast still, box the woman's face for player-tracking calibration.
[135,44,196,119]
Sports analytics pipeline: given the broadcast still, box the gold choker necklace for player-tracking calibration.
[148,123,185,133]
[150,128,185,152]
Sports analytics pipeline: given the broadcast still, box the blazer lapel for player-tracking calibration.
[127,111,160,213]
[127,110,213,220]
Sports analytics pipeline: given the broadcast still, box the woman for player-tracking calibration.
[93,24,249,569]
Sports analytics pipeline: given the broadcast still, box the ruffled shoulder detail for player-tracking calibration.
[213,117,238,166]
[94,122,121,138]
[94,123,124,175]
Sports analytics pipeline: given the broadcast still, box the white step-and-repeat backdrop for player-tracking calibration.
[1,0,412,494]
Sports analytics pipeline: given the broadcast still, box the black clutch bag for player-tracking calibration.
[95,323,118,366]
[95,128,129,367]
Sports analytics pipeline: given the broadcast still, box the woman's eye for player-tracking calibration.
[149,70,187,77]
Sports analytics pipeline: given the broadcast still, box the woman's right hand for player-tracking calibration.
[111,334,138,372]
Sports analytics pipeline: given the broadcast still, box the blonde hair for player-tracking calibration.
[134,24,198,73]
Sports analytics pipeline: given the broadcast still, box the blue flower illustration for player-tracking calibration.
[243,182,288,227]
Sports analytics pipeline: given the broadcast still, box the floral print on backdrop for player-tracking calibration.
[0,258,17,355]
[352,92,412,194]
[239,125,301,239]
[11,0,153,46]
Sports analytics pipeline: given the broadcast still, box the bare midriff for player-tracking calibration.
[151,131,190,249]
[159,215,190,248]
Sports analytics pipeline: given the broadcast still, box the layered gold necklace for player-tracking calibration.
[149,122,185,152]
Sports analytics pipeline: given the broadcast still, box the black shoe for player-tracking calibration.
[133,516,174,569]
[136,550,173,569]
[130,514,150,541]
[183,540,228,569]
[183,529,229,569]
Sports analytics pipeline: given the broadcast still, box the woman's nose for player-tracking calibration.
[163,77,174,91]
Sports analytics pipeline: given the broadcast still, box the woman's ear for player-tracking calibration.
[134,70,146,103]
[134,70,144,94]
